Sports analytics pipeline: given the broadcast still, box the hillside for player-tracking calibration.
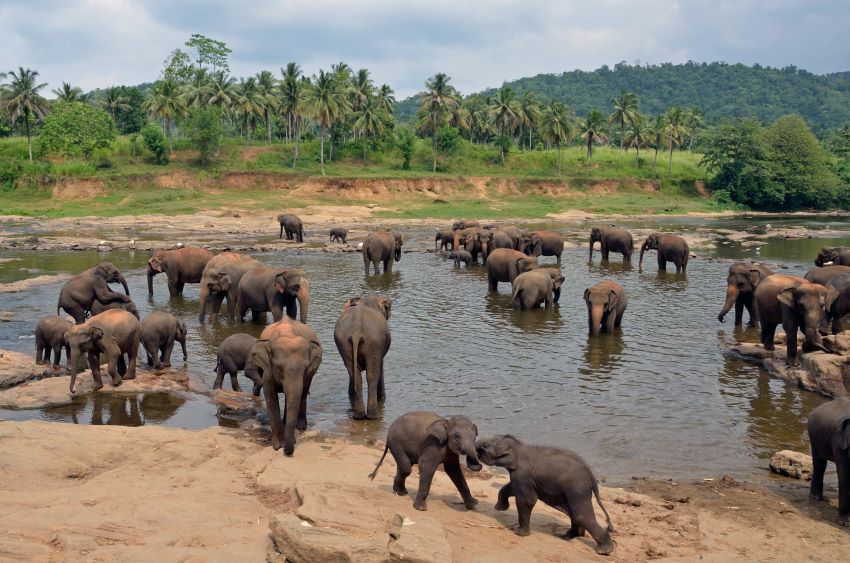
[396,62,850,130]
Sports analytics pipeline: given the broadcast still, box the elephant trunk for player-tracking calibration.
[552,286,561,303]
[804,326,828,352]
[638,241,648,271]
[180,336,188,361]
[68,348,80,393]
[462,441,483,471]
[146,266,157,296]
[297,284,310,324]
[718,285,739,323]
[589,239,595,260]
[589,303,604,336]
[118,273,130,296]
[198,286,209,322]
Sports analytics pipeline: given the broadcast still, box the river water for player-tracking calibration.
[1,216,849,483]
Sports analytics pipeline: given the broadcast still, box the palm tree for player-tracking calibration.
[353,94,386,160]
[685,106,704,150]
[307,69,349,175]
[488,87,520,162]
[255,70,278,142]
[52,82,84,103]
[664,107,689,174]
[648,115,668,175]
[518,91,541,150]
[184,68,211,108]
[540,101,575,177]
[102,86,129,126]
[3,67,49,162]
[143,77,185,154]
[418,73,460,172]
[280,62,302,142]
[609,91,639,155]
[376,84,396,114]
[206,71,237,112]
[350,69,373,112]
[622,114,651,165]
[234,77,262,143]
[578,110,608,175]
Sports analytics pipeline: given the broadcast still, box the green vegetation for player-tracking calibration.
[38,102,115,157]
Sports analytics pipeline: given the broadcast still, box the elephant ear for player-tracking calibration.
[249,341,272,379]
[426,418,448,445]
[218,271,231,292]
[377,297,392,320]
[777,287,797,308]
[583,288,591,302]
[531,234,540,245]
[607,290,619,311]
[90,327,104,342]
[748,269,764,288]
[176,320,187,340]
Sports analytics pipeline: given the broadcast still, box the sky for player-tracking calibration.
[1,0,849,99]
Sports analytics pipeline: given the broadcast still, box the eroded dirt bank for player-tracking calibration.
[0,420,847,561]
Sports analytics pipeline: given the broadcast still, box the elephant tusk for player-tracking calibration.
[823,261,834,266]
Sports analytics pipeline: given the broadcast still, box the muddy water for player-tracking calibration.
[1,218,849,483]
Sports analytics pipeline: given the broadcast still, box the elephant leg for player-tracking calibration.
[384,258,393,273]
[36,338,45,364]
[601,248,609,261]
[495,482,514,511]
[657,255,666,271]
[413,453,440,511]
[88,351,104,390]
[488,273,498,292]
[761,321,778,350]
[117,354,127,377]
[162,335,175,367]
[833,314,844,335]
[782,320,799,364]
[562,504,585,539]
[838,459,850,526]
[66,304,87,324]
[230,370,244,392]
[167,277,179,297]
[556,252,561,264]
[568,495,614,554]
[373,259,380,275]
[615,310,625,327]
[514,493,538,536]
[296,373,315,431]
[391,445,412,495]
[282,377,304,456]
[143,340,156,368]
[213,365,226,389]
[125,337,139,380]
[810,455,827,500]
[51,344,64,369]
[226,290,239,320]
[209,293,225,321]
[365,359,381,420]
[106,355,122,386]
[604,309,617,333]
[175,281,185,296]
[444,460,478,509]
[734,299,745,327]
[377,368,386,402]
[264,383,284,451]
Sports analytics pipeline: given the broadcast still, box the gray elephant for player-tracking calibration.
[584,280,628,335]
[250,321,322,456]
[363,230,402,274]
[589,226,634,263]
[808,398,850,527]
[65,309,141,393]
[278,213,305,242]
[824,273,850,334]
[329,227,348,243]
[451,220,481,250]
[235,267,309,323]
[638,233,689,273]
[457,228,487,264]
[520,230,564,264]
[486,248,538,291]
[474,230,495,262]
[435,228,454,251]
[475,435,615,555]
[491,230,514,250]
[369,411,482,511]
[35,315,73,370]
[501,226,522,249]
[718,262,774,326]
[510,269,565,309]
[140,311,187,370]
[198,253,262,322]
[754,275,837,365]
[815,247,850,267]
[58,262,130,324]
[147,246,214,297]
[334,295,392,420]
[89,298,140,320]
[214,333,262,395]
[805,265,850,286]
[450,250,473,267]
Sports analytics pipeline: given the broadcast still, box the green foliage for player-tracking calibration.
[141,123,169,165]
[38,102,116,157]
[91,147,114,169]
[114,87,147,134]
[0,159,23,189]
[185,33,231,73]
[436,126,460,154]
[185,106,222,163]
[395,128,415,170]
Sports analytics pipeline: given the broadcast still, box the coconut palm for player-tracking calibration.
[488,87,520,162]
[609,91,639,155]
[143,77,185,154]
[578,110,609,175]
[280,62,302,142]
[308,69,350,175]
[664,107,689,173]
[418,73,460,172]
[234,77,262,143]
[52,82,84,103]
[255,70,278,142]
[622,114,652,165]
[376,84,396,114]
[353,94,386,160]
[102,86,130,125]
[685,106,704,150]
[206,71,237,112]
[3,67,49,161]
[518,91,541,150]
[350,69,373,112]
[540,100,575,178]
[648,115,668,175]
[184,68,212,108]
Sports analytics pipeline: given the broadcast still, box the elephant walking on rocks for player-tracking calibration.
[140,311,187,370]
[278,214,305,242]
[363,231,403,274]
[589,226,633,263]
[486,248,538,291]
[198,253,262,322]
[808,398,850,527]
[236,267,310,323]
[215,333,262,395]
[147,246,214,297]
[639,233,689,273]
[510,269,565,309]
[35,315,73,370]
[718,262,774,326]
[58,262,130,324]
[369,411,482,511]
[584,280,628,335]
[65,309,141,393]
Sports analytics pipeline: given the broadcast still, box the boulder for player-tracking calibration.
[295,482,389,533]
[269,513,386,563]
[210,388,260,416]
[387,513,453,563]
[0,350,48,389]
[824,332,850,356]
[800,353,850,398]
[769,450,813,480]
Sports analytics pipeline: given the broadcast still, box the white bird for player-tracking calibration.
[765,224,771,229]
[176,242,184,248]
[129,239,136,249]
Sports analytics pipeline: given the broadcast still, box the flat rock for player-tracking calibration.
[210,388,260,415]
[0,350,56,389]
[388,512,453,563]
[269,513,386,563]
[824,332,850,356]
[769,450,813,480]
[296,481,391,533]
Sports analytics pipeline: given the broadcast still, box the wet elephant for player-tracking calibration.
[452,220,481,250]
[520,230,564,264]
[435,228,454,251]
[491,230,514,250]
[501,226,522,249]
[815,247,850,267]
[805,265,850,286]
[35,315,73,370]
[140,311,187,369]
[58,262,130,324]
[278,213,305,242]
[717,262,775,326]
[363,231,402,274]
[215,333,262,395]
[486,248,538,291]
[808,398,850,527]
[638,233,689,273]
[510,268,565,309]
[584,280,628,335]
[329,227,348,243]
[147,246,214,297]
[589,226,634,263]
[236,267,310,323]
[65,309,141,393]
[451,250,473,267]
[198,253,262,322]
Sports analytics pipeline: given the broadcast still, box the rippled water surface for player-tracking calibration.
[2,218,850,483]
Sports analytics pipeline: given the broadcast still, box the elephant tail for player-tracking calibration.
[509,285,521,308]
[368,442,390,480]
[593,480,615,532]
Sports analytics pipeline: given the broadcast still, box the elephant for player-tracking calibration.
[717,262,775,326]
[474,230,495,262]
[334,295,392,420]
[824,273,850,334]
[88,298,140,319]
[457,228,487,264]
[501,226,522,249]
[58,262,130,324]
[451,250,473,267]
[589,226,634,263]
[638,233,689,273]
[214,333,262,395]
[198,253,262,322]
[475,435,615,555]
[362,230,403,274]
[486,248,538,291]
[805,265,850,286]
[815,247,850,267]
[491,230,514,250]
[451,220,481,250]
[235,267,310,324]
[808,398,850,527]
[249,322,322,456]
[754,275,838,365]
[518,230,564,264]
[147,246,214,297]
[510,268,565,309]
[65,309,141,393]
[435,228,454,251]
[584,280,628,336]
[35,315,73,370]
[277,213,305,242]
[329,227,348,243]
[368,411,482,511]
[140,311,187,370]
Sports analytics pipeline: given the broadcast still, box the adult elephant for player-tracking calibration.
[235,267,309,323]
[824,274,850,334]
[198,253,262,322]
[491,230,514,251]
[89,298,140,320]
[510,269,565,309]
[334,295,392,420]
[434,228,454,252]
[501,226,522,250]
[584,280,628,335]
[805,265,850,286]
[277,214,305,242]
[451,220,481,251]
[363,230,403,274]
[589,226,634,263]
[815,247,850,267]
[754,275,837,365]
[520,230,564,264]
[58,262,130,324]
[486,248,538,291]
[65,309,141,393]
[808,398,850,527]
[147,246,214,297]
[717,262,775,326]
[638,233,689,273]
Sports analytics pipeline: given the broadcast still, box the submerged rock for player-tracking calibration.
[770,450,813,480]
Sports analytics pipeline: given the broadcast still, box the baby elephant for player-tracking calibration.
[35,315,74,370]
[329,227,348,243]
[140,311,187,369]
[450,250,473,267]
[215,333,262,395]
[584,280,628,335]
[476,435,615,555]
[511,268,565,309]
[369,411,483,511]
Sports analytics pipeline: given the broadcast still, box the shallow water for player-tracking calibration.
[2,218,850,483]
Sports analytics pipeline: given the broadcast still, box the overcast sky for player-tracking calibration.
[2,0,848,99]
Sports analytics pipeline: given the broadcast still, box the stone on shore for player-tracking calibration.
[769,450,813,480]
[387,512,453,563]
[269,513,386,563]
[210,388,260,416]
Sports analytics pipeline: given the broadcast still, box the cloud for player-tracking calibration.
[1,0,848,98]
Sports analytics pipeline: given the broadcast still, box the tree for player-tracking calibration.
[622,114,651,165]
[418,73,460,172]
[161,49,194,82]
[255,70,278,142]
[353,95,386,160]
[609,91,639,155]
[143,77,185,154]
[38,102,115,157]
[518,91,541,150]
[184,68,212,108]
[185,106,222,163]
[114,86,147,134]
[578,110,608,175]
[185,34,231,73]
[141,122,169,165]
[664,107,689,173]
[488,87,520,162]
[308,69,349,175]
[685,106,704,149]
[101,86,129,125]
[396,127,415,170]
[648,115,668,174]
[2,67,49,161]
[540,100,574,177]
[350,68,373,116]
[52,82,84,103]
[377,84,396,114]
[234,77,261,142]
[280,62,302,143]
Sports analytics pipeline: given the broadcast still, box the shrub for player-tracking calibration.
[141,123,169,165]
[38,102,116,158]
[396,128,415,170]
[185,107,222,164]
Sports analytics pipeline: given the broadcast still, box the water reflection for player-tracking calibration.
[580,333,625,378]
[42,392,187,426]
[364,270,403,292]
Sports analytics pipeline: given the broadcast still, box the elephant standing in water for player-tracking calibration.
[65,309,141,393]
[486,248,538,291]
[451,220,481,251]
[58,262,130,324]
[198,253,262,322]
[808,398,850,527]
[435,228,454,251]
[88,298,140,319]
[329,227,348,243]
[638,233,689,273]
[510,269,565,309]
[584,280,628,335]
[147,246,214,297]
[235,267,310,323]
[215,333,262,394]
[589,226,633,263]
[140,311,187,370]
[717,262,774,326]
[805,265,850,286]
[363,231,403,274]
[278,214,305,242]
[519,230,564,264]
[35,315,73,370]
[815,247,850,267]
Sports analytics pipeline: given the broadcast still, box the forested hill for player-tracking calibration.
[396,62,850,130]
